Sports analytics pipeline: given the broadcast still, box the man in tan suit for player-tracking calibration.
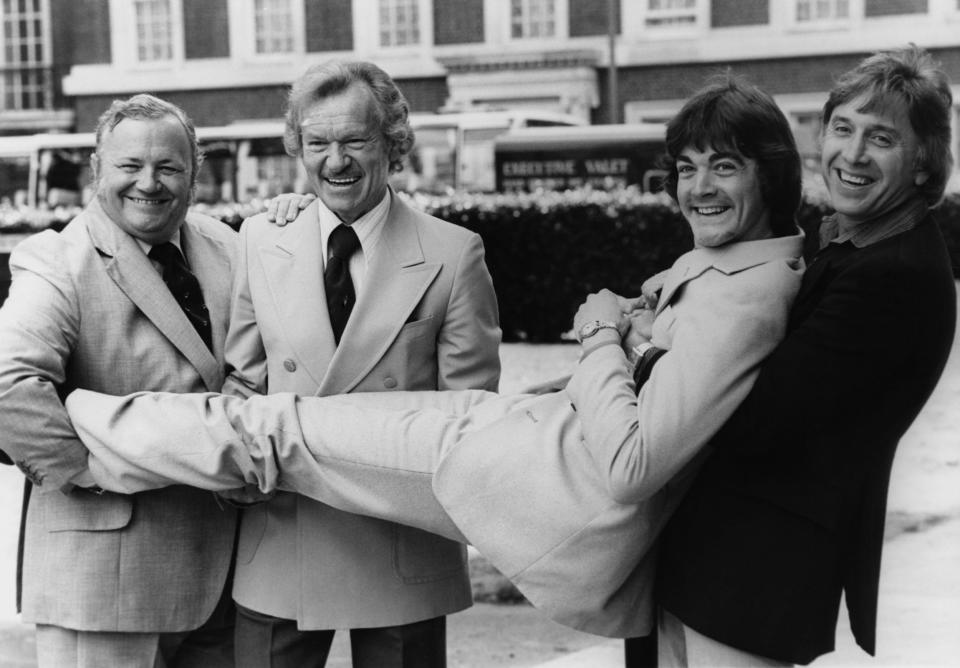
[0,95,238,666]
[221,60,501,667]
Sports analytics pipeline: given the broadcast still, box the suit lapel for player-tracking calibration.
[85,201,222,390]
[656,252,708,316]
[260,200,337,387]
[319,196,441,395]
[180,219,229,388]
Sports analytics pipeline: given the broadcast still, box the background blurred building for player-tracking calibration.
[2,0,960,188]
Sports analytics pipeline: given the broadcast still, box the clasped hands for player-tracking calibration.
[573,272,665,363]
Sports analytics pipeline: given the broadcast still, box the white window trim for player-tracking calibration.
[229,0,304,61]
[506,0,568,43]
[785,0,861,31]
[622,0,705,39]
[354,0,433,56]
[109,0,184,70]
[0,0,53,110]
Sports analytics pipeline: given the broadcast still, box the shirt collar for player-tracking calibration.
[680,229,806,277]
[819,197,928,250]
[318,189,391,263]
[136,228,183,258]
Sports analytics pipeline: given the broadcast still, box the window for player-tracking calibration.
[795,0,849,22]
[511,0,555,38]
[254,0,294,54]
[134,0,173,62]
[1,0,48,110]
[380,0,420,47]
[791,111,823,171]
[645,0,697,27]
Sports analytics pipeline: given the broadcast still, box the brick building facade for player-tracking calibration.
[2,0,959,172]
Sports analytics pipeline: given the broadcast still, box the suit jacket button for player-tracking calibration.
[383,377,398,389]
[283,359,297,372]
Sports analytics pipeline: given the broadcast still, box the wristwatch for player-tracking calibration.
[576,319,619,343]
[629,341,656,366]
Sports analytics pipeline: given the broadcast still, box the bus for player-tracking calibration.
[0,110,584,209]
[395,110,584,193]
[494,123,667,193]
[0,121,296,210]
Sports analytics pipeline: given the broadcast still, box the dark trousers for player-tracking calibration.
[625,634,658,668]
[235,604,446,668]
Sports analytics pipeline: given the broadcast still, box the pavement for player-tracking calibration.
[532,516,960,667]
[0,332,957,667]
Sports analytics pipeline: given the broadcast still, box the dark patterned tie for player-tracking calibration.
[324,224,361,345]
[148,242,213,351]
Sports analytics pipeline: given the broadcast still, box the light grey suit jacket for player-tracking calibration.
[222,192,501,628]
[67,234,803,637]
[0,199,238,632]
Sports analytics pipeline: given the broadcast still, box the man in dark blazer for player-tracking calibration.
[0,95,238,666]
[655,45,957,666]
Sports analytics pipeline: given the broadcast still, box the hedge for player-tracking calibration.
[2,189,959,342]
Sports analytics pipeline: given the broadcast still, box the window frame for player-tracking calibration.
[789,0,854,29]
[0,0,52,110]
[508,0,567,41]
[110,0,183,69]
[379,0,422,48]
[230,0,304,61]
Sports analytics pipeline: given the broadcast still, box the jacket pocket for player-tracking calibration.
[397,315,435,340]
[736,477,841,533]
[393,524,467,584]
[42,489,133,532]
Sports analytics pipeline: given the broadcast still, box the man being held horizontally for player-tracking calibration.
[66,75,806,640]
[219,60,501,668]
[655,44,957,666]
[0,95,238,667]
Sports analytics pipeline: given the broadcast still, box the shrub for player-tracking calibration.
[4,189,960,340]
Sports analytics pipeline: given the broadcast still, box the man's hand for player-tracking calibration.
[641,270,668,310]
[622,308,655,346]
[621,307,655,362]
[217,484,275,508]
[266,193,316,226]
[573,289,646,339]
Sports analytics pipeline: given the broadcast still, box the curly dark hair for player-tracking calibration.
[661,75,802,238]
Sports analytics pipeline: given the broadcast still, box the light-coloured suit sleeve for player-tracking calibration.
[566,259,800,504]
[0,233,89,489]
[222,220,267,398]
[436,234,501,392]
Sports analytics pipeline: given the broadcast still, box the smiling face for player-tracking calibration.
[821,94,928,223]
[676,145,773,248]
[298,82,391,223]
[92,116,192,244]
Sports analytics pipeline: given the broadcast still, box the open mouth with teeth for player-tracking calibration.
[127,197,168,205]
[837,170,874,187]
[693,206,731,216]
[325,176,361,187]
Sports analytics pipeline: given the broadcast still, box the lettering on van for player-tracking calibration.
[502,160,576,177]
[584,159,629,175]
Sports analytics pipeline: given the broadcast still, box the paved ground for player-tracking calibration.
[534,517,960,667]
[0,331,957,667]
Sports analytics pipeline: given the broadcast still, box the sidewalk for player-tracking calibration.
[533,515,960,667]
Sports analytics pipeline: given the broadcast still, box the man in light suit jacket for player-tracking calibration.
[222,60,500,668]
[0,95,238,666]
